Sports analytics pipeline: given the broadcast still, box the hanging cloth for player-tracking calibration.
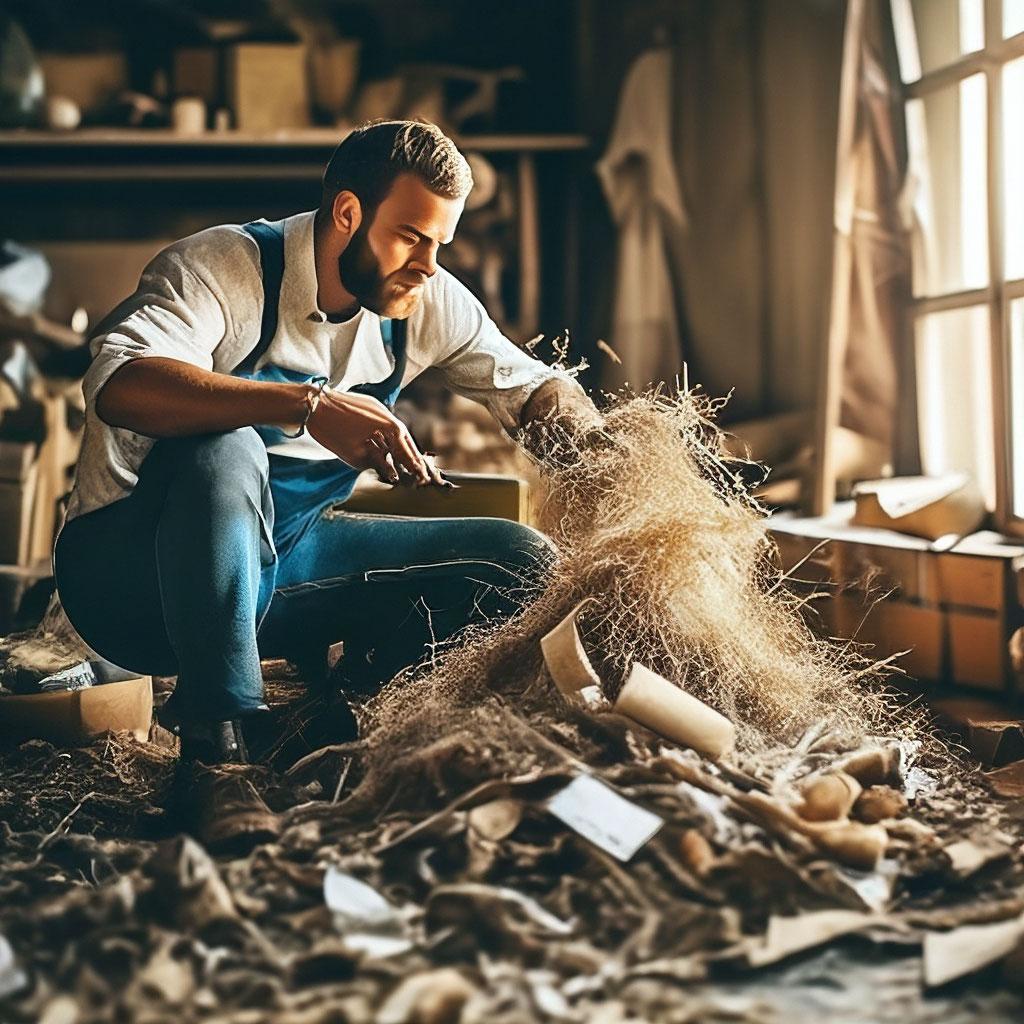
[596,47,688,392]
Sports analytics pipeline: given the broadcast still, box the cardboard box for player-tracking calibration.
[38,52,128,113]
[769,505,1024,692]
[772,530,840,587]
[0,396,82,569]
[827,592,945,682]
[173,47,220,106]
[0,676,153,746]
[948,612,1007,690]
[172,43,311,132]
[226,43,309,132]
[27,395,74,567]
[928,695,1024,765]
[842,537,938,604]
[851,474,986,540]
[936,553,1004,611]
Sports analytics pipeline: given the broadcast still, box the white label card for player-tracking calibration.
[546,774,663,862]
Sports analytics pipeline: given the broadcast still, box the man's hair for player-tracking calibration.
[321,119,473,216]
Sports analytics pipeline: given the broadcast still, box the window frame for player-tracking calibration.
[894,0,1024,533]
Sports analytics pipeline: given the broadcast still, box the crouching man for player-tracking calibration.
[52,120,598,839]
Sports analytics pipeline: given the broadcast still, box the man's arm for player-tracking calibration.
[87,243,313,441]
[96,357,311,437]
[519,376,604,435]
[408,268,603,445]
[97,357,433,484]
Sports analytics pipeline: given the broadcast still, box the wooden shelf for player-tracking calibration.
[0,129,590,181]
[0,128,590,149]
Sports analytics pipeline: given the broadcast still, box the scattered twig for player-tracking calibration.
[331,758,352,804]
[39,792,95,850]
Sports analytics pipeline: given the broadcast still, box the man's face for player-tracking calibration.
[337,172,465,318]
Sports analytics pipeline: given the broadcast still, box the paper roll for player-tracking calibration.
[540,600,601,695]
[812,820,889,871]
[614,663,735,759]
[796,771,862,822]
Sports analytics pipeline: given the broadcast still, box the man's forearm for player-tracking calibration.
[95,357,311,437]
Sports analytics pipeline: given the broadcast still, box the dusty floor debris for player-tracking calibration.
[2,716,1024,1023]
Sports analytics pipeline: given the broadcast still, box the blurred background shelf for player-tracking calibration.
[0,129,590,181]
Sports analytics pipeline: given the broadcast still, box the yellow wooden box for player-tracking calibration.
[339,471,529,523]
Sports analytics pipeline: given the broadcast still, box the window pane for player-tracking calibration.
[1010,299,1024,517]
[907,74,989,296]
[915,306,995,508]
[900,0,985,79]
[1006,0,1024,38]
[1006,58,1024,279]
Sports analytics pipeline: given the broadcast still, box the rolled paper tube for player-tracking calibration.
[613,664,735,759]
[541,600,601,695]
[811,820,889,871]
[796,770,862,823]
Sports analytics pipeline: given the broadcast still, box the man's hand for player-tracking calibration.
[307,390,447,486]
[519,377,605,462]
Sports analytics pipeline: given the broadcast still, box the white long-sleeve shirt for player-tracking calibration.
[67,209,563,523]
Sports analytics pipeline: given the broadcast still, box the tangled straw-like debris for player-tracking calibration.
[352,390,917,810]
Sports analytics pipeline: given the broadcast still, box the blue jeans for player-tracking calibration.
[54,429,554,727]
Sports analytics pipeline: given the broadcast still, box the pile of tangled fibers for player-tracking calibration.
[348,391,911,812]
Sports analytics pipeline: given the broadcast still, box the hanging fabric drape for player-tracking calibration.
[596,47,688,393]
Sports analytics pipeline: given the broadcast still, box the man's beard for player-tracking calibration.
[337,221,422,319]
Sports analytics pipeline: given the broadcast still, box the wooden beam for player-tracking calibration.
[811,0,864,516]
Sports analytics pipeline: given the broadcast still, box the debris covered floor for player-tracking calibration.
[2,671,1024,1024]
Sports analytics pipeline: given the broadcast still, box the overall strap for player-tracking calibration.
[235,220,286,375]
[380,316,408,367]
[357,315,408,404]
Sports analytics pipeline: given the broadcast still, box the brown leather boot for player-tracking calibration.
[172,719,280,852]
[184,764,281,853]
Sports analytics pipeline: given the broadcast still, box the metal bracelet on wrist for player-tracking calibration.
[282,376,329,439]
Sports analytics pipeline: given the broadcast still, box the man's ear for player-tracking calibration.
[331,191,363,236]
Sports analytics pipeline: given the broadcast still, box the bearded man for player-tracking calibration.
[53,121,597,808]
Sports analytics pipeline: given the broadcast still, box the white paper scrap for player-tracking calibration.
[343,934,414,958]
[323,867,395,925]
[748,910,877,968]
[923,913,1024,987]
[323,867,414,957]
[0,934,27,999]
[547,774,663,862]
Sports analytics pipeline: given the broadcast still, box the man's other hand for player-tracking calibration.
[307,390,440,485]
[519,377,605,461]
